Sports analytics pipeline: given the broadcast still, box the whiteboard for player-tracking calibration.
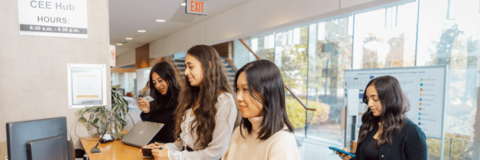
[344,65,447,139]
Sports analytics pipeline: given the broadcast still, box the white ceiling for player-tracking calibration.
[109,0,250,56]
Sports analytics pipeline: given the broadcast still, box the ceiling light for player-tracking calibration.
[116,43,123,46]
[156,19,166,22]
[180,2,186,6]
[137,30,146,33]
[125,37,133,40]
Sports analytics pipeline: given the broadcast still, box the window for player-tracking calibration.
[305,16,353,144]
[416,0,480,158]
[352,3,418,69]
[245,0,480,158]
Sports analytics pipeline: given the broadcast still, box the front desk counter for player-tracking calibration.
[80,137,153,160]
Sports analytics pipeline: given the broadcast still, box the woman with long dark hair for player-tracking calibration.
[222,60,299,160]
[137,62,181,143]
[338,75,427,160]
[149,45,239,160]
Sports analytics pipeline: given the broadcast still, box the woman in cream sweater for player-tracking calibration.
[222,60,300,160]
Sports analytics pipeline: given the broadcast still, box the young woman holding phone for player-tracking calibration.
[338,75,427,160]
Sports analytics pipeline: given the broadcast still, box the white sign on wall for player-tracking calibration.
[186,0,208,15]
[67,64,107,108]
[18,0,88,38]
[110,45,116,66]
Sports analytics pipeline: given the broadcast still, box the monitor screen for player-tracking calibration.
[6,117,69,160]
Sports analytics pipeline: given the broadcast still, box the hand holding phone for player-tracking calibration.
[138,97,152,113]
[330,146,355,158]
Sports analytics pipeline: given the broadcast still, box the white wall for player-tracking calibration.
[163,21,207,55]
[150,0,411,58]
[0,0,110,158]
[116,50,136,67]
[150,38,165,59]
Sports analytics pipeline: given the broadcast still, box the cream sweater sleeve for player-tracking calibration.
[267,133,300,160]
[167,94,237,160]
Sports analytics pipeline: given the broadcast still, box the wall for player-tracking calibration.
[149,0,411,58]
[211,41,231,58]
[116,50,135,67]
[135,44,150,69]
[149,38,165,59]
[0,0,110,159]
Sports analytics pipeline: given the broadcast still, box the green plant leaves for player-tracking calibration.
[74,87,130,139]
[79,116,86,122]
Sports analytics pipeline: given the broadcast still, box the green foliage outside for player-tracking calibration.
[426,133,475,160]
[286,96,331,129]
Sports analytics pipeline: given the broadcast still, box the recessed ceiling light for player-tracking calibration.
[137,30,146,33]
[125,37,133,40]
[156,19,166,22]
[116,43,123,46]
[180,2,186,6]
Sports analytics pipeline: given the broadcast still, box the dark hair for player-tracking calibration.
[149,62,181,111]
[174,45,238,149]
[234,60,295,140]
[358,75,410,147]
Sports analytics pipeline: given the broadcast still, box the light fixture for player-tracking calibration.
[180,2,186,6]
[155,19,166,22]
[116,43,123,46]
[137,30,146,33]
[125,37,133,40]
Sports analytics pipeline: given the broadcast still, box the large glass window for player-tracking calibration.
[304,16,353,145]
[416,0,480,159]
[352,3,418,69]
[251,34,275,62]
[244,0,480,159]
[275,26,310,138]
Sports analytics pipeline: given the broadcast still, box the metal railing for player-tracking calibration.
[238,38,317,145]
[238,38,316,112]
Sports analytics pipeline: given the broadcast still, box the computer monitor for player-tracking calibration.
[6,117,69,160]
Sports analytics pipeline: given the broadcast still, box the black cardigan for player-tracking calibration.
[140,101,177,143]
[352,119,427,160]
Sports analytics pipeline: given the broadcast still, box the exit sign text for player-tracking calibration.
[186,0,207,15]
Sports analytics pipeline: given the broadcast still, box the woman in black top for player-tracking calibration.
[338,75,427,160]
[137,62,181,143]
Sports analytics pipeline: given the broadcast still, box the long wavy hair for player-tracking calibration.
[148,62,182,111]
[235,60,295,140]
[358,75,410,147]
[173,45,237,149]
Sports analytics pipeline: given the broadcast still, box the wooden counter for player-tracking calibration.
[80,137,153,160]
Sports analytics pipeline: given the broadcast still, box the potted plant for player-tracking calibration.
[74,85,131,139]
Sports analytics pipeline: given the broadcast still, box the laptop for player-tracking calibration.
[121,121,164,148]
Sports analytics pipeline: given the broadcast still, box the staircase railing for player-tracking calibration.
[238,38,316,145]
[238,39,316,111]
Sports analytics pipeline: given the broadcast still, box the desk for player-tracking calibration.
[80,137,152,160]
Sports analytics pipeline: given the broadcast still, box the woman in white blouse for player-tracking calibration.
[148,45,239,160]
[222,60,300,160]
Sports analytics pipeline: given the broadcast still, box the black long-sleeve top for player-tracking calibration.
[352,119,427,160]
[140,101,177,143]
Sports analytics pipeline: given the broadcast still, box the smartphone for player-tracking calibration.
[329,147,355,157]
[142,147,153,158]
